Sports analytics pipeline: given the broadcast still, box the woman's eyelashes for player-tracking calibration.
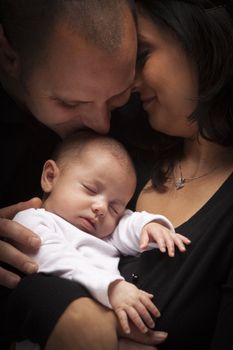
[137,47,150,68]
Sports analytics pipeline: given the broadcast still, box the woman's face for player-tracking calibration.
[135,11,199,138]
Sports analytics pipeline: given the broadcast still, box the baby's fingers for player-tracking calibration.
[139,233,149,250]
[135,301,155,329]
[176,233,191,245]
[125,306,149,334]
[162,234,176,257]
[152,234,167,253]
[172,234,191,253]
[140,292,160,318]
[116,309,130,334]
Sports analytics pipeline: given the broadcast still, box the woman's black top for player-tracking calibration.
[135,172,233,350]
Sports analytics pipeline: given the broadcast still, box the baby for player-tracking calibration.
[14,131,190,348]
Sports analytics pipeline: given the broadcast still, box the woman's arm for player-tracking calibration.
[45,297,167,350]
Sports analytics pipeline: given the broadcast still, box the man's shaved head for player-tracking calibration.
[0,0,135,63]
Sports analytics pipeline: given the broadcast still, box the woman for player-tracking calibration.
[123,0,233,349]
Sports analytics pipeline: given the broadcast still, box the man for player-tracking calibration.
[0,0,136,285]
[0,1,166,349]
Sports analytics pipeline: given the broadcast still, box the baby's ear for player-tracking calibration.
[41,160,60,193]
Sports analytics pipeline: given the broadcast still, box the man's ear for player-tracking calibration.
[41,160,60,194]
[0,24,20,78]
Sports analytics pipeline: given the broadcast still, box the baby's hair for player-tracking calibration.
[52,130,136,178]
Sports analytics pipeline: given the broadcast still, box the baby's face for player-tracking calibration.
[43,148,136,238]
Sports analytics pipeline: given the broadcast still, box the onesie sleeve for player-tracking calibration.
[107,209,174,255]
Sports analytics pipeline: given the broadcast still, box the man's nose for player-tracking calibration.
[84,105,111,134]
[132,70,142,93]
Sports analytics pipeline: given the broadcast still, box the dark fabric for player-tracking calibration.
[0,274,90,348]
[122,171,233,350]
[0,84,61,208]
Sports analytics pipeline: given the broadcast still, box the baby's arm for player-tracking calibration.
[140,222,191,257]
[108,210,190,257]
[109,280,160,334]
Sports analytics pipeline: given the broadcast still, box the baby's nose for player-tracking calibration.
[92,201,107,217]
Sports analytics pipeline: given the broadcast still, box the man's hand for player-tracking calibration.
[109,280,160,334]
[0,198,42,288]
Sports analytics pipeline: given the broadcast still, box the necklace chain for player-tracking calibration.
[175,161,219,190]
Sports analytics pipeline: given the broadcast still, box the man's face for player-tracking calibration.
[19,15,137,137]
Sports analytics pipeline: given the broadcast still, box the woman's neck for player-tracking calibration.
[181,137,233,178]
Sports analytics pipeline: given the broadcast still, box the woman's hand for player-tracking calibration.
[118,321,168,348]
[0,198,42,288]
[119,338,159,350]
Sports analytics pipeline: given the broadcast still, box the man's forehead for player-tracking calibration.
[43,42,135,102]
[46,22,136,71]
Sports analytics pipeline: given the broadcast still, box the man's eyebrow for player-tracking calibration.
[50,96,91,104]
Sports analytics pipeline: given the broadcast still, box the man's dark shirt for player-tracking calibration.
[0,85,60,208]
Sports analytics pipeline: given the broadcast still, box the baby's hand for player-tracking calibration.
[140,222,191,257]
[109,280,160,334]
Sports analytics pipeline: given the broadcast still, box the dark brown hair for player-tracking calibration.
[136,0,233,191]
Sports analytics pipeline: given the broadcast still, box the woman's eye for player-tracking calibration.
[137,49,150,68]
